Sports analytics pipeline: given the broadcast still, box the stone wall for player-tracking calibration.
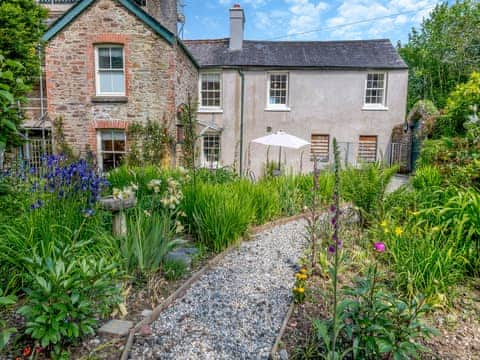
[44,0,182,157]
[391,124,412,173]
[145,0,178,35]
[174,43,198,109]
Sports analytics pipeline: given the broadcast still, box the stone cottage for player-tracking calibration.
[37,0,197,170]
[26,1,408,174]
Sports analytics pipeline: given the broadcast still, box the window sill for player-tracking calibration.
[92,96,128,104]
[198,108,223,114]
[265,107,291,112]
[362,106,389,111]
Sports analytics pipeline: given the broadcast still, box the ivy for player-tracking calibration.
[0,0,47,150]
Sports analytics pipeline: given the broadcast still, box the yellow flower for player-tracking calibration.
[432,226,440,232]
[380,220,388,228]
[300,268,308,274]
[412,211,420,216]
[297,287,305,293]
[383,228,390,234]
[295,273,308,280]
[395,227,404,236]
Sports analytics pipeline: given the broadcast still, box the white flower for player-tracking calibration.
[147,179,162,190]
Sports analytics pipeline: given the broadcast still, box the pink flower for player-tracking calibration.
[373,242,386,252]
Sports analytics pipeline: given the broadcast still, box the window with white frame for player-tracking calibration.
[200,73,221,108]
[97,130,126,171]
[358,135,378,163]
[202,133,221,168]
[95,46,125,96]
[364,72,386,107]
[268,73,288,108]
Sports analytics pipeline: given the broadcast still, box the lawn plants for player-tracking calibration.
[284,140,437,360]
[0,156,124,356]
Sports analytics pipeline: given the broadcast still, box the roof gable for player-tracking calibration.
[42,0,174,44]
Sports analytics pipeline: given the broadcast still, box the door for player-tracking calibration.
[410,120,421,171]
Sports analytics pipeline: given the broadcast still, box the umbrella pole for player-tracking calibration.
[278,146,282,172]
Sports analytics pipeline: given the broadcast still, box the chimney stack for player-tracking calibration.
[145,0,178,35]
[229,4,245,51]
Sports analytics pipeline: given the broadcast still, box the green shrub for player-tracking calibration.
[18,252,121,355]
[108,165,185,202]
[243,180,281,225]
[439,71,480,137]
[0,289,16,350]
[0,208,115,294]
[163,259,187,281]
[269,176,304,216]
[341,163,397,225]
[383,187,418,223]
[191,183,254,252]
[196,167,238,184]
[313,267,436,359]
[383,228,466,302]
[422,187,480,275]
[416,137,480,188]
[119,209,185,274]
[412,165,442,189]
[416,138,455,168]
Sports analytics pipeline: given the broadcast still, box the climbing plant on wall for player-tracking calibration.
[126,118,175,167]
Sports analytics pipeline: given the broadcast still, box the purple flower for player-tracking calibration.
[337,239,343,248]
[83,208,95,217]
[331,217,337,226]
[30,199,43,210]
[330,204,336,213]
[373,242,386,253]
[328,245,336,253]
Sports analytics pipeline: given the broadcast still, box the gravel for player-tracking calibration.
[130,220,306,360]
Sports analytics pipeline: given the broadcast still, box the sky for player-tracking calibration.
[180,0,441,44]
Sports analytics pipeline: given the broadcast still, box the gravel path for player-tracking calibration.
[386,174,409,194]
[130,220,306,359]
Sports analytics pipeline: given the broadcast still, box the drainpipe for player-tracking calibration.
[238,70,245,176]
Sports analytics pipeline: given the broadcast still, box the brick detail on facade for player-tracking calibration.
[43,0,185,157]
[87,33,131,98]
[87,119,129,152]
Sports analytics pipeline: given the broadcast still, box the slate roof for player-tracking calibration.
[183,38,407,69]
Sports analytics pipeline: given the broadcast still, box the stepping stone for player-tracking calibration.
[141,309,153,318]
[165,247,199,267]
[98,319,134,337]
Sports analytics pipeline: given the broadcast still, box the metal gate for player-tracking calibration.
[390,142,410,173]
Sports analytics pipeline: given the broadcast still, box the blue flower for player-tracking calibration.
[83,208,95,217]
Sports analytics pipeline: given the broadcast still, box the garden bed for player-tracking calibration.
[278,253,480,359]
[1,247,215,360]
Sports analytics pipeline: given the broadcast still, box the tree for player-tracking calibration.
[435,71,480,137]
[399,0,480,110]
[0,0,47,152]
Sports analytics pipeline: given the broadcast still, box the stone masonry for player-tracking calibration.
[44,0,198,158]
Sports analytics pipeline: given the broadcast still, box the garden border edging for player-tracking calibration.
[270,302,295,360]
[120,212,305,360]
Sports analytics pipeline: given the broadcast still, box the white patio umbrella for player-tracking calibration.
[252,131,310,171]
